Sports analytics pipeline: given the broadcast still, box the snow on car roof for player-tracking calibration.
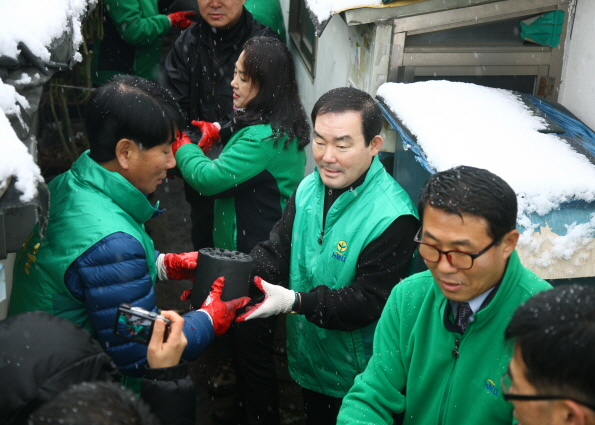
[377,80,595,269]
[377,81,595,219]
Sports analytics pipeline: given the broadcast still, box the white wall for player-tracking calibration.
[558,0,595,130]
[291,15,355,173]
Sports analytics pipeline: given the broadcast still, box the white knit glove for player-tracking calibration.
[235,277,295,322]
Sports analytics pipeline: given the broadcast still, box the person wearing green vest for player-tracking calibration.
[9,75,249,382]
[336,166,553,425]
[91,0,197,86]
[234,87,420,424]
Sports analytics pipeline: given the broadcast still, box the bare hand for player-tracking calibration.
[147,310,187,369]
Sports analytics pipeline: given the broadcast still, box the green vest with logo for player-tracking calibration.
[10,151,158,333]
[286,156,418,398]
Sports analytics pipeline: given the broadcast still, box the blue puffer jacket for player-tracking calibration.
[65,232,213,377]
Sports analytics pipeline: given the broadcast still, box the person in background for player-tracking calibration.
[1,310,194,425]
[8,75,249,388]
[91,0,196,86]
[234,87,420,425]
[503,284,595,425]
[337,165,552,425]
[159,0,278,251]
[160,0,280,404]
[172,36,310,424]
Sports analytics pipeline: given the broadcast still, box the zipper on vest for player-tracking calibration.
[318,230,324,245]
[452,338,460,359]
[438,338,461,425]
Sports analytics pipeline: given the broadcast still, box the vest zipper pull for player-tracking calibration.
[318,230,324,245]
[452,339,460,359]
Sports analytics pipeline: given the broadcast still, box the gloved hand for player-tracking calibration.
[156,251,198,281]
[191,120,221,155]
[199,277,250,336]
[172,131,193,156]
[168,11,196,30]
[235,277,295,322]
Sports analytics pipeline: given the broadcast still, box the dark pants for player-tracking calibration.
[302,388,343,425]
[230,315,280,425]
[189,201,214,250]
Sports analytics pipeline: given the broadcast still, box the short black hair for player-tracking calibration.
[311,87,382,146]
[28,382,160,425]
[418,165,517,242]
[505,284,595,405]
[86,75,185,162]
[238,37,310,149]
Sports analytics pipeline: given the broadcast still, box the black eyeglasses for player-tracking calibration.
[501,372,595,411]
[413,228,499,270]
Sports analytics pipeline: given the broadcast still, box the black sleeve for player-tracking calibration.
[159,31,193,122]
[142,362,196,425]
[298,214,420,332]
[249,191,295,288]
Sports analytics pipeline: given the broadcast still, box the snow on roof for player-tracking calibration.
[377,80,595,268]
[0,0,91,202]
[305,0,427,32]
[377,81,595,217]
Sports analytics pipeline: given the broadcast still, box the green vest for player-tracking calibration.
[286,156,418,398]
[10,152,158,333]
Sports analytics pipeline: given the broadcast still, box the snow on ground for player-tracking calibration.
[0,0,91,202]
[377,80,595,265]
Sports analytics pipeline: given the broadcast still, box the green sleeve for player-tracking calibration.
[104,0,170,46]
[175,129,269,196]
[338,287,407,424]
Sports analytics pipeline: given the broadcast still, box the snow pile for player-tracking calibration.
[377,80,595,265]
[306,0,382,25]
[0,80,38,201]
[0,0,89,63]
[0,0,91,202]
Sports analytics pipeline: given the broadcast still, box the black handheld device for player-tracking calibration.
[113,303,171,345]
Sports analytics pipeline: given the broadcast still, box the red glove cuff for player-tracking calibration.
[172,131,193,156]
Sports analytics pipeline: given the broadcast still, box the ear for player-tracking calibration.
[115,138,135,170]
[560,399,590,425]
[500,229,520,260]
[369,135,383,156]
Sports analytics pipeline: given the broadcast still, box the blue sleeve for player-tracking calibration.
[65,233,214,377]
[65,232,155,377]
[181,309,215,360]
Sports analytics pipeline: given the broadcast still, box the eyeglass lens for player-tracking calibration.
[418,243,474,269]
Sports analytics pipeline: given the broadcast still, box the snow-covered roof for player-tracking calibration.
[305,0,429,34]
[0,0,91,203]
[377,80,595,278]
[377,81,595,221]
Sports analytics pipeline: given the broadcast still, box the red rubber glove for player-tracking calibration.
[199,277,250,336]
[156,251,198,281]
[191,120,221,155]
[172,131,193,156]
[168,11,196,30]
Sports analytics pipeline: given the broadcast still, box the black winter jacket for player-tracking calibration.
[160,7,276,125]
[0,311,195,425]
[159,7,277,220]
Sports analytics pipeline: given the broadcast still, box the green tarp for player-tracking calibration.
[520,10,565,48]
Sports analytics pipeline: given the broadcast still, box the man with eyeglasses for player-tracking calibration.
[503,284,595,425]
[338,165,552,425]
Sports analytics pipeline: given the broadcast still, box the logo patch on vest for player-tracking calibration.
[332,240,348,262]
[484,379,500,397]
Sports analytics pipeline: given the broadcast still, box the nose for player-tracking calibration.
[436,252,457,274]
[321,145,336,164]
[167,149,176,169]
